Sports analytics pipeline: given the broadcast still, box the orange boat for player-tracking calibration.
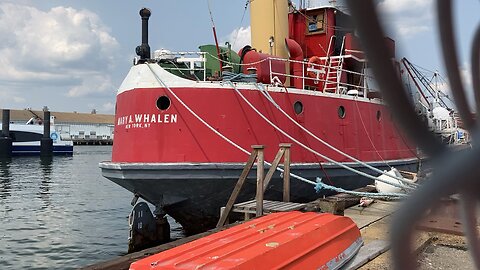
[129,211,362,270]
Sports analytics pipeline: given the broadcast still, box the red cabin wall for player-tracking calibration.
[289,8,336,59]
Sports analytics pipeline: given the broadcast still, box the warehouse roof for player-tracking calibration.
[0,109,114,125]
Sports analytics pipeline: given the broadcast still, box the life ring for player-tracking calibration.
[306,56,324,79]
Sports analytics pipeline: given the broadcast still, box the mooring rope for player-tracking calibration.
[314,177,407,199]
[229,81,415,191]
[256,83,417,187]
[145,63,409,198]
[145,63,315,188]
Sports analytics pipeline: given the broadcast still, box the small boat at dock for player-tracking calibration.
[129,211,362,270]
[0,119,73,156]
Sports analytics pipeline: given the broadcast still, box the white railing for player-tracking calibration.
[154,50,379,98]
[154,51,207,81]
[268,55,376,97]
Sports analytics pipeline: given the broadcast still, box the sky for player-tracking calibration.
[0,0,478,114]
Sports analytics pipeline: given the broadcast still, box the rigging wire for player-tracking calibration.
[268,80,335,185]
[256,82,415,187]
[232,81,415,190]
[145,63,411,196]
[232,1,250,51]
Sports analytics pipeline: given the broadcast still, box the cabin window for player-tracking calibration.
[293,101,304,115]
[338,106,346,119]
[10,131,43,142]
[306,10,325,34]
[156,95,171,111]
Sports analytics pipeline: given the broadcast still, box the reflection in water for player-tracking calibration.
[0,146,140,269]
[38,156,53,207]
[0,159,12,199]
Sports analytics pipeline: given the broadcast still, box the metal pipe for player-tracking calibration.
[135,8,151,61]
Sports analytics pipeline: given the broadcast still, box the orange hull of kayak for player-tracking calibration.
[130,211,362,270]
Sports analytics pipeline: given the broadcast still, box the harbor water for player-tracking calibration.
[0,146,183,269]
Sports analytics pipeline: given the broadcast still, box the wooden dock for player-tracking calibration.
[82,144,404,269]
[82,196,400,270]
[227,199,306,220]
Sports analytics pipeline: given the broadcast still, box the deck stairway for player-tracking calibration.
[323,57,344,92]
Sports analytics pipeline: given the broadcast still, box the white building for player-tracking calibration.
[1,109,115,145]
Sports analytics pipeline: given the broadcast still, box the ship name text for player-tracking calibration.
[117,113,178,129]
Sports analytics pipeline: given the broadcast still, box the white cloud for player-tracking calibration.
[101,102,115,113]
[379,0,432,12]
[223,26,251,52]
[67,74,114,97]
[378,0,433,38]
[0,3,119,98]
[0,89,26,108]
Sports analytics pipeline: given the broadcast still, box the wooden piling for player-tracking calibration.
[0,109,12,158]
[40,110,53,157]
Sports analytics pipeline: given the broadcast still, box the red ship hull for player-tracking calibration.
[111,86,414,164]
[100,65,418,234]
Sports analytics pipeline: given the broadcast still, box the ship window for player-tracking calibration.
[293,101,303,115]
[306,11,325,34]
[338,106,346,119]
[156,96,171,111]
[10,130,43,142]
[376,110,382,121]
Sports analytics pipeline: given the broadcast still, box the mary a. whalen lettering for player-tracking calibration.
[117,113,178,129]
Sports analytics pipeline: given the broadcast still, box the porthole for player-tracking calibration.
[156,95,171,111]
[338,106,346,119]
[376,110,382,121]
[293,101,303,115]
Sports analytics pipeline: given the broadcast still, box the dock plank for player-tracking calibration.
[343,240,390,270]
[345,201,398,229]
[231,199,306,215]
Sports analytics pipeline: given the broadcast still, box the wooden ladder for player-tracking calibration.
[217,144,306,227]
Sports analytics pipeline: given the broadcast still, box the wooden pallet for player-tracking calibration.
[231,200,306,220]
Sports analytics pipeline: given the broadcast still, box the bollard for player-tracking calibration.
[40,110,53,157]
[0,109,12,159]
